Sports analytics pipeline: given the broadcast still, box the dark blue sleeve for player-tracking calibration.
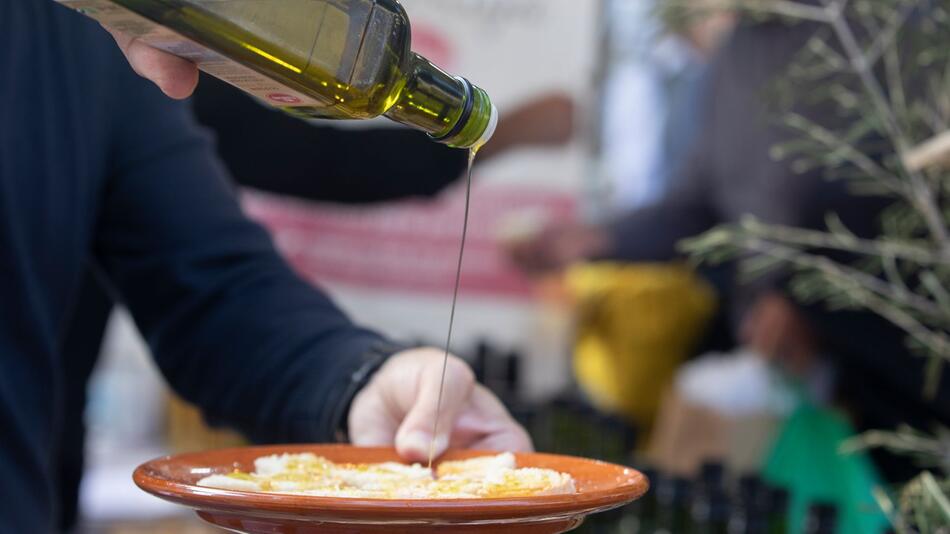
[191,75,470,204]
[603,132,718,262]
[93,48,392,444]
[604,176,716,262]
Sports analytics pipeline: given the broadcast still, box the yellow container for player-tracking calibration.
[567,263,717,439]
[166,394,246,453]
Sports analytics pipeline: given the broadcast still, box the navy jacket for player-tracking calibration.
[0,2,398,531]
[52,61,468,533]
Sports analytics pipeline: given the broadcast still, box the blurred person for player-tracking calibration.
[0,3,534,533]
[508,13,950,482]
[601,0,734,209]
[57,74,573,531]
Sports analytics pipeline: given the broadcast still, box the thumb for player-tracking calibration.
[103,26,198,99]
[395,358,475,462]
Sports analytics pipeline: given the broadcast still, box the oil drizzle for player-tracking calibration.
[428,147,478,469]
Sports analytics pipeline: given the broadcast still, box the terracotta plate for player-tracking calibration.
[133,444,649,534]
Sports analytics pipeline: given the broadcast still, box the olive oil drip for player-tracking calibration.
[428,147,478,469]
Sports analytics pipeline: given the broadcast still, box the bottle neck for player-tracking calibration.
[385,53,495,148]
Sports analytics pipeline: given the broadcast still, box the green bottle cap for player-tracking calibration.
[432,77,497,149]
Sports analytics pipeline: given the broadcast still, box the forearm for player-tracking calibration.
[602,199,717,263]
[99,68,403,442]
[100,177,398,442]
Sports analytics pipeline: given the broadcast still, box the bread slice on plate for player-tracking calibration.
[197,452,575,499]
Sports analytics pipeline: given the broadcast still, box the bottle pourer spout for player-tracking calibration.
[474,103,499,150]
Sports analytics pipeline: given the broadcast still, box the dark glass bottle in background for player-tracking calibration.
[688,461,728,533]
[728,475,769,534]
[621,464,658,534]
[656,476,694,534]
[473,341,491,384]
[804,502,839,534]
[594,413,636,465]
[473,343,523,403]
[470,342,539,439]
[691,487,730,534]
[766,487,790,534]
[503,350,521,395]
[699,462,726,496]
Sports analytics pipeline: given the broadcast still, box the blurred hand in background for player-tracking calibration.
[740,292,820,378]
[504,222,611,276]
[479,93,576,160]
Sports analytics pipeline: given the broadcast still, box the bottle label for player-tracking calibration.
[56,0,326,108]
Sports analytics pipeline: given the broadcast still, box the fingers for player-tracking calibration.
[504,225,599,275]
[466,428,534,453]
[346,378,400,447]
[347,349,531,462]
[506,93,576,146]
[394,354,475,462]
[104,25,135,54]
[456,386,533,453]
[104,27,199,99]
[503,238,550,274]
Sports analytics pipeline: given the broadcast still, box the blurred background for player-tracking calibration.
[75,1,950,533]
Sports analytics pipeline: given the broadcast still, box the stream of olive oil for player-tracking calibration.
[428,147,478,469]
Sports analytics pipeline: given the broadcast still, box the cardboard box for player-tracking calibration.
[647,389,781,476]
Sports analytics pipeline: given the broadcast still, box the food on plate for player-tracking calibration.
[197,452,575,499]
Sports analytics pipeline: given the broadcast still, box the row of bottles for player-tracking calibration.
[421,340,849,534]
[623,461,839,534]
[459,340,639,465]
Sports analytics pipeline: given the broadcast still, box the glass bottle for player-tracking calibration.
[622,464,658,534]
[698,461,726,496]
[691,489,731,534]
[766,487,790,534]
[676,460,729,534]
[728,475,769,534]
[656,476,694,534]
[803,502,838,534]
[58,0,497,148]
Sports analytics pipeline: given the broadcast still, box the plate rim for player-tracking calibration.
[133,444,650,522]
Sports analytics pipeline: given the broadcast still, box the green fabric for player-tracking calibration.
[763,404,889,534]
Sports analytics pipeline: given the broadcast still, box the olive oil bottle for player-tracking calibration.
[58,0,497,148]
